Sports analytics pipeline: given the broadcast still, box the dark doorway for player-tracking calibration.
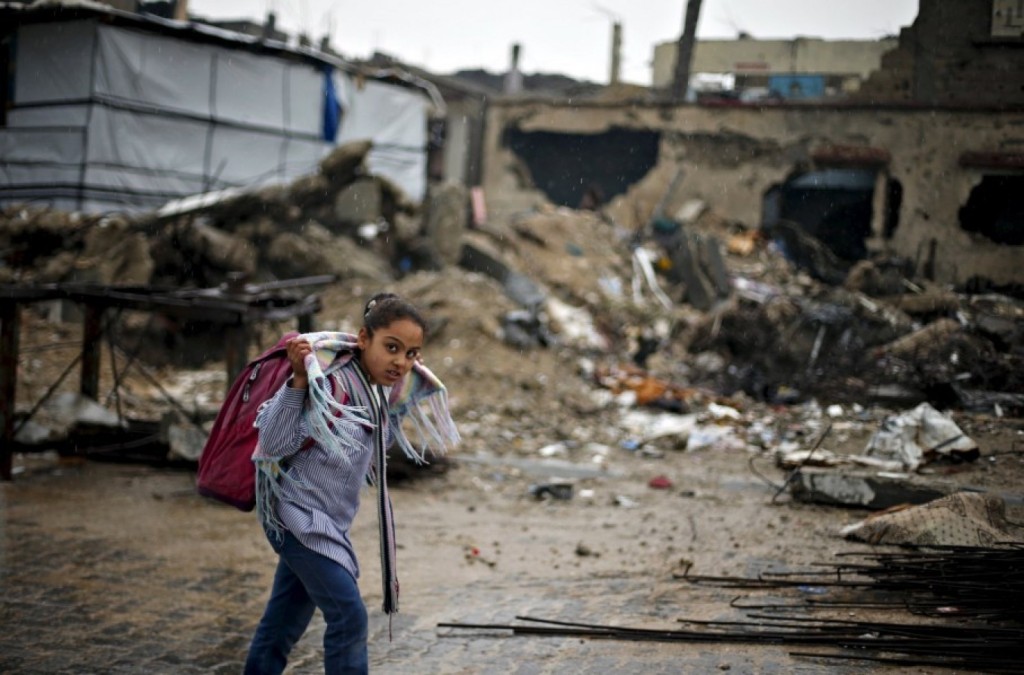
[765,168,877,262]
[504,127,660,209]
[883,178,902,239]
[959,175,1024,246]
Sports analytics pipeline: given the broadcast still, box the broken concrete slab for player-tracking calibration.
[333,177,383,228]
[790,466,951,509]
[423,181,468,266]
[318,139,372,184]
[459,236,546,310]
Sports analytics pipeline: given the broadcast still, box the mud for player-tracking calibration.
[3,408,1023,674]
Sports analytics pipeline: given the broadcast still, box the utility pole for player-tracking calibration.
[610,20,622,85]
[593,5,623,86]
[671,0,703,101]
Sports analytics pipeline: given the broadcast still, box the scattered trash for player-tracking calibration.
[707,403,741,420]
[575,542,598,557]
[685,425,738,452]
[528,482,574,501]
[648,475,673,490]
[613,495,639,508]
[862,402,979,471]
[463,545,497,568]
[537,442,570,457]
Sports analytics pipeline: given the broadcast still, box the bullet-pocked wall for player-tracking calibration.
[482,100,1024,289]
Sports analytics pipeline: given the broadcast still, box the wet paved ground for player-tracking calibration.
[2,456,913,674]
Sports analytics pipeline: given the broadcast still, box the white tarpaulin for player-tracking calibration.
[94,24,213,117]
[1,15,430,212]
[14,21,94,103]
[335,75,429,202]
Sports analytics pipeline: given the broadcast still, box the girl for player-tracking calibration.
[244,292,458,675]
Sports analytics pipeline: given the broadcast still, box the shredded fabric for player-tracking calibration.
[253,331,459,617]
[841,492,1016,547]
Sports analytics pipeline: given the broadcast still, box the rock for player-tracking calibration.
[288,173,333,209]
[266,231,392,283]
[182,218,258,275]
[333,177,382,228]
[423,182,468,266]
[38,251,78,283]
[319,139,372,183]
[82,217,154,285]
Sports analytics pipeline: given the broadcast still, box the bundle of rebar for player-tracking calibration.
[439,544,1024,672]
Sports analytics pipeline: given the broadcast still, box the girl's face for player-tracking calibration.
[357,318,424,386]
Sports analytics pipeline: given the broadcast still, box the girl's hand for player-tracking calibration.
[286,338,312,390]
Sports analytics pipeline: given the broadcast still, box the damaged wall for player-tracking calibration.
[857,0,1024,107]
[482,100,1024,289]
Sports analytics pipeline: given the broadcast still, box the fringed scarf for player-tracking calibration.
[253,331,459,619]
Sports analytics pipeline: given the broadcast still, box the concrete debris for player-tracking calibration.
[0,139,461,290]
[790,467,951,509]
[4,147,1023,525]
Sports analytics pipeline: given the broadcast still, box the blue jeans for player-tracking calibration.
[244,530,369,675]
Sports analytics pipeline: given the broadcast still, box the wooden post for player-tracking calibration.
[671,0,703,101]
[1,302,19,480]
[81,304,103,400]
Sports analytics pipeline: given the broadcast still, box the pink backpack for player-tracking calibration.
[196,331,300,511]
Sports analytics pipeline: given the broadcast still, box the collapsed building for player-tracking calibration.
[484,0,1024,294]
[1,0,1023,481]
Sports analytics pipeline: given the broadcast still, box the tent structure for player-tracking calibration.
[0,1,442,213]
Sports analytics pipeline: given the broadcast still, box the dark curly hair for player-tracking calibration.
[362,292,427,337]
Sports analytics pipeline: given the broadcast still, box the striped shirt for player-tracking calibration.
[253,358,389,581]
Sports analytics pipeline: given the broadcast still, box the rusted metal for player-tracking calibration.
[442,545,1024,672]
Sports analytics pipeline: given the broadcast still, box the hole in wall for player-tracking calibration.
[958,175,1024,246]
[763,168,877,262]
[503,126,660,209]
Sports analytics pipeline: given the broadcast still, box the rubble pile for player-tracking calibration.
[0,140,466,290]
[3,157,1023,487]
[454,199,1024,417]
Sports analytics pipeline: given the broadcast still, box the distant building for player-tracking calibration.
[483,0,1024,291]
[652,36,898,99]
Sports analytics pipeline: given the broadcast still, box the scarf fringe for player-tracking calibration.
[389,386,461,464]
[254,445,315,541]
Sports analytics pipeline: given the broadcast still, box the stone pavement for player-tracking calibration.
[1,457,905,674]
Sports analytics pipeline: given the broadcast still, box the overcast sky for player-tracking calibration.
[187,0,920,84]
